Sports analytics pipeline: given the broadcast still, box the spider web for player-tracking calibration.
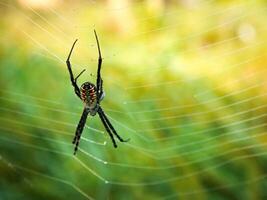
[0,0,267,199]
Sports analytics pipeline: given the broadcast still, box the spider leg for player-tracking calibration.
[75,69,86,82]
[98,107,130,143]
[73,108,89,155]
[66,39,82,99]
[98,78,104,100]
[93,30,103,103]
[98,110,118,148]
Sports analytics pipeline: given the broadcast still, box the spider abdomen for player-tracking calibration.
[80,82,97,108]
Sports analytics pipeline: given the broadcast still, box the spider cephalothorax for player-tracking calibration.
[66,30,129,155]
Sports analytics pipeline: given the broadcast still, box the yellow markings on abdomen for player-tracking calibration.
[81,86,97,105]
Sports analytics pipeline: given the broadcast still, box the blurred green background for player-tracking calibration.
[1,0,267,199]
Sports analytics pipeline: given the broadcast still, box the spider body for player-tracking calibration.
[66,30,129,155]
[80,82,104,116]
[80,82,97,105]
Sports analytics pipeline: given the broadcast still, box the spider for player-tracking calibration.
[66,30,129,155]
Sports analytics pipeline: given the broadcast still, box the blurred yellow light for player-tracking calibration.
[18,0,60,9]
[238,23,256,43]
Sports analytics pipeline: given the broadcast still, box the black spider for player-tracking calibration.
[66,30,129,155]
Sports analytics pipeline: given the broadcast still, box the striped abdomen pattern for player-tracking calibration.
[80,82,97,107]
